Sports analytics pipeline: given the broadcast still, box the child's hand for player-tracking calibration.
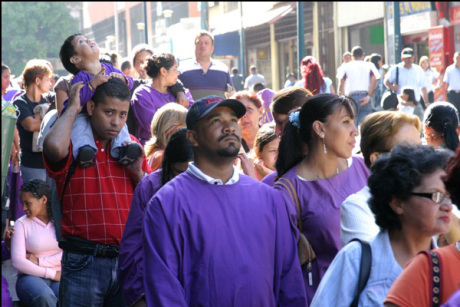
[91,67,110,88]
[67,82,85,113]
[109,72,126,83]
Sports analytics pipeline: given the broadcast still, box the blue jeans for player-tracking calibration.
[16,274,59,307]
[59,251,125,307]
[350,92,374,127]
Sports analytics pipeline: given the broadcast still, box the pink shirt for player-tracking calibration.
[11,215,62,280]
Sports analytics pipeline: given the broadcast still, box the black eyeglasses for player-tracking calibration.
[410,192,450,204]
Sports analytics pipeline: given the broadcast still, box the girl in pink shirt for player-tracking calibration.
[11,179,62,307]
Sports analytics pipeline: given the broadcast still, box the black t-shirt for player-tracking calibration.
[13,93,48,169]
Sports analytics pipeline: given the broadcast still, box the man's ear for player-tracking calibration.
[186,130,199,147]
[70,56,80,65]
[87,100,95,116]
[35,76,41,86]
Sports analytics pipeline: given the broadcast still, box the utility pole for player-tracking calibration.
[297,2,305,80]
[143,2,148,44]
[201,2,208,30]
[393,2,402,63]
[239,2,245,77]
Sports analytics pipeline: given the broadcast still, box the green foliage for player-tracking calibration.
[2,2,79,76]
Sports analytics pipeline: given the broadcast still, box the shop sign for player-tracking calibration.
[451,7,460,25]
[400,11,438,34]
[428,27,448,102]
[428,28,445,69]
[386,2,432,19]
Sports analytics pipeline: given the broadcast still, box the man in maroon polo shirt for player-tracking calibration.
[43,78,150,306]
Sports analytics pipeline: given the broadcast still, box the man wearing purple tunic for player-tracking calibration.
[142,96,307,306]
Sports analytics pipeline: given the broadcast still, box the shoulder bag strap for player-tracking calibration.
[277,178,302,233]
[396,67,399,86]
[350,238,372,307]
[420,250,441,307]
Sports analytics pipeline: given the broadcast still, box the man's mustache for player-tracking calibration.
[217,133,241,142]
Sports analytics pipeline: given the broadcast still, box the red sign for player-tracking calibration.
[451,7,460,25]
[428,27,446,102]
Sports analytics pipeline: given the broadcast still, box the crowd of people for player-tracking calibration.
[1,28,460,307]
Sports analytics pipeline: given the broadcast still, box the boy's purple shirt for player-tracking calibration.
[61,62,134,113]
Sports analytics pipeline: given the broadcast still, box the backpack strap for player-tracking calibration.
[60,158,79,207]
[350,238,372,307]
[420,250,441,307]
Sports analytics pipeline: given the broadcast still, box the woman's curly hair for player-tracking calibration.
[368,145,451,231]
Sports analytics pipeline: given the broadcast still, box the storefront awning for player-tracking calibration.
[211,3,295,36]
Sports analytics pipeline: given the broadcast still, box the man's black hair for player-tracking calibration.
[91,78,130,107]
[352,46,364,58]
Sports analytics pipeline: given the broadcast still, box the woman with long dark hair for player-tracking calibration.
[423,101,460,152]
[275,94,369,303]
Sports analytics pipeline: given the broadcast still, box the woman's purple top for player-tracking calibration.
[131,85,193,145]
[119,169,163,306]
[143,172,307,306]
[275,156,370,304]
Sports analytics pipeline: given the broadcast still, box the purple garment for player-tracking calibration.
[119,169,163,306]
[274,156,369,304]
[2,242,13,307]
[2,89,20,102]
[131,85,193,145]
[143,172,307,306]
[442,289,460,307]
[61,62,134,114]
[261,170,278,187]
[8,163,25,221]
[258,89,275,124]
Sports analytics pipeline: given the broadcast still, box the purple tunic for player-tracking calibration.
[275,156,370,304]
[131,85,193,145]
[143,172,307,306]
[261,170,278,187]
[119,169,163,306]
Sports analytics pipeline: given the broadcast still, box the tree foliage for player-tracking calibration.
[2,2,79,76]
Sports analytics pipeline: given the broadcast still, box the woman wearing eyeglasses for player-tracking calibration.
[384,145,460,307]
[311,144,453,306]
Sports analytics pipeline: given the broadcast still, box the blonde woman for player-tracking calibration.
[144,103,188,171]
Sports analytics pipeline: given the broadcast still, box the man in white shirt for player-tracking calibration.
[244,65,266,91]
[384,47,428,107]
[443,52,460,112]
[337,46,380,126]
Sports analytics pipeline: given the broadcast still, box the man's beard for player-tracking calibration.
[216,133,240,157]
[217,143,240,157]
